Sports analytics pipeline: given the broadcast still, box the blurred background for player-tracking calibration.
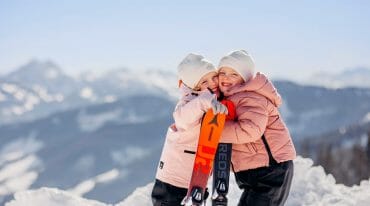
[1,0,370,204]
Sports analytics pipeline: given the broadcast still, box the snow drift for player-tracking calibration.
[5,156,370,206]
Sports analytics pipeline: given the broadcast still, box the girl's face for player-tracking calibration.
[218,67,244,93]
[194,71,220,96]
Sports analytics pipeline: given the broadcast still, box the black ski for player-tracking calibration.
[212,143,232,206]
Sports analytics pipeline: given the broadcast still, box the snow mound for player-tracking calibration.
[5,187,108,206]
[5,156,370,206]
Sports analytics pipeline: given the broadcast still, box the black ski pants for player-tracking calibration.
[151,179,187,206]
[235,160,294,206]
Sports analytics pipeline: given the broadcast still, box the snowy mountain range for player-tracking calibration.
[0,60,177,125]
[2,60,370,137]
[1,60,370,204]
[275,81,370,140]
[305,67,370,89]
[0,95,173,204]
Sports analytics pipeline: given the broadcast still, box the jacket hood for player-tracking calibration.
[223,72,282,107]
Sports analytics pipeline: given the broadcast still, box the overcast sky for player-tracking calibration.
[1,0,370,80]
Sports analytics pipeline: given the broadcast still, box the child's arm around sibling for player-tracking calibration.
[216,50,296,206]
[151,53,227,206]
[172,85,217,131]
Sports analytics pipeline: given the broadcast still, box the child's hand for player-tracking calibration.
[211,99,228,114]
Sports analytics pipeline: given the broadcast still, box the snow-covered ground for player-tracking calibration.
[5,156,370,206]
[0,136,43,197]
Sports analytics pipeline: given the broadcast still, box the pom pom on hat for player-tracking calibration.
[218,50,255,82]
[177,53,216,89]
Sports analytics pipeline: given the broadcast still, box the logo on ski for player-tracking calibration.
[191,187,203,202]
[207,114,218,141]
[212,143,232,206]
[194,145,216,174]
[208,114,219,126]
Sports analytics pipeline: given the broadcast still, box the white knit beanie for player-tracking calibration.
[218,50,255,82]
[177,53,216,89]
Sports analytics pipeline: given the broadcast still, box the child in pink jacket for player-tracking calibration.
[151,53,228,206]
[218,50,296,206]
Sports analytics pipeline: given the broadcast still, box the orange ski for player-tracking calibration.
[182,109,226,206]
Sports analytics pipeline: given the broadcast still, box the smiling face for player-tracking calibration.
[194,71,220,96]
[218,67,245,93]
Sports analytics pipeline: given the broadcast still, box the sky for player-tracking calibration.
[1,0,370,81]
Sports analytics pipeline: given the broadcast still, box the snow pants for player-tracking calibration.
[235,160,294,206]
[151,179,187,206]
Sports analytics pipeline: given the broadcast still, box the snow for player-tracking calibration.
[116,183,153,206]
[1,83,18,94]
[95,169,120,183]
[77,107,153,131]
[77,109,123,132]
[5,156,370,206]
[23,94,40,111]
[54,94,64,102]
[0,156,40,196]
[0,136,43,165]
[286,157,370,205]
[104,95,117,103]
[80,87,95,100]
[360,134,368,148]
[68,169,120,197]
[14,90,25,101]
[0,137,43,196]
[0,155,38,182]
[110,146,150,166]
[45,69,59,79]
[5,188,107,206]
[137,71,178,99]
[2,85,46,113]
[0,86,41,114]
[31,85,63,103]
[0,171,38,196]
[339,127,347,135]
[11,106,25,116]
[362,112,370,123]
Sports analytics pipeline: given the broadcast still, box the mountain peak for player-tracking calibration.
[2,59,78,94]
[12,59,63,79]
[4,59,72,84]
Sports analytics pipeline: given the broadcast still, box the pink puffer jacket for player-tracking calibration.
[155,85,216,188]
[221,72,296,172]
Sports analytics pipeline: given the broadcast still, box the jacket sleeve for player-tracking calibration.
[221,97,268,144]
[173,91,216,130]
